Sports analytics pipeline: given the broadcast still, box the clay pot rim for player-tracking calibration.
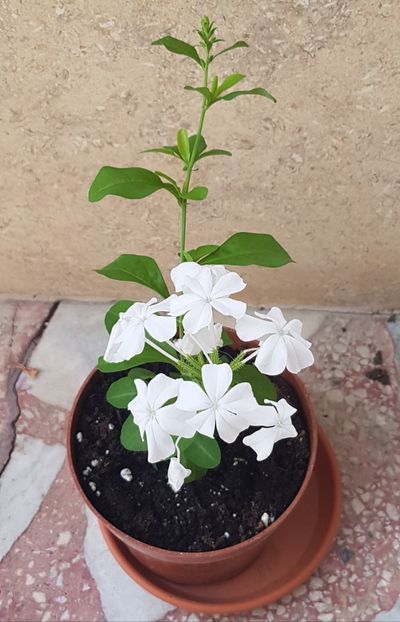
[67,336,318,561]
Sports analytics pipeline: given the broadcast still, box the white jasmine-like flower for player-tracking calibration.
[243,398,297,460]
[104,298,176,363]
[175,323,223,356]
[167,457,191,493]
[128,374,195,463]
[169,265,246,334]
[176,363,258,443]
[236,307,314,375]
[171,261,228,292]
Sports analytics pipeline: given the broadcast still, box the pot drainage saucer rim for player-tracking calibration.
[99,427,341,614]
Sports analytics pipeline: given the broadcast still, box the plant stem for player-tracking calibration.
[178,49,210,261]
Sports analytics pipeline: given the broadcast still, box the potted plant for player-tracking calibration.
[67,17,340,611]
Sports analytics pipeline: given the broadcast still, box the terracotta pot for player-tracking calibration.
[67,330,318,586]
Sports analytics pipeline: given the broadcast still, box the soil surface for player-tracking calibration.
[73,361,310,552]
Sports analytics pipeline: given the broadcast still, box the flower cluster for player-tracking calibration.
[104,262,313,491]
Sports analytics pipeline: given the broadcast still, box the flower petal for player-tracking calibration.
[146,374,180,410]
[116,321,145,360]
[202,363,232,402]
[103,320,125,362]
[169,293,200,317]
[144,314,177,343]
[243,427,278,460]
[244,404,279,427]
[211,271,246,298]
[284,335,314,373]
[254,334,288,375]
[258,306,287,328]
[182,268,213,298]
[167,458,191,492]
[220,382,258,413]
[176,380,211,412]
[216,408,248,443]
[274,398,297,421]
[212,297,246,320]
[182,301,213,333]
[188,407,216,438]
[235,314,272,342]
[171,262,202,292]
[145,419,175,463]
[157,405,196,438]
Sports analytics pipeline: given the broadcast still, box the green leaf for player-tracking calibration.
[154,171,179,188]
[184,463,207,483]
[141,146,179,158]
[216,73,246,96]
[232,364,276,403]
[96,254,169,298]
[98,342,177,373]
[152,36,203,67]
[198,149,232,160]
[181,186,208,201]
[177,128,190,162]
[89,167,168,202]
[104,300,134,333]
[211,40,249,60]
[218,87,276,104]
[128,367,155,382]
[181,434,221,469]
[199,233,292,268]
[106,377,137,409]
[188,134,207,158]
[222,329,233,346]
[120,415,147,451]
[187,243,218,262]
[184,85,212,103]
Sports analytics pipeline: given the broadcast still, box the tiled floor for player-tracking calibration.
[0,300,399,622]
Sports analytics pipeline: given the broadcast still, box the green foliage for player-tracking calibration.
[96,254,169,298]
[104,300,134,333]
[211,40,249,61]
[120,416,148,451]
[218,87,276,104]
[232,364,277,403]
[152,36,203,67]
[88,167,178,202]
[177,128,191,163]
[195,233,292,268]
[180,434,221,469]
[106,377,137,409]
[128,367,156,382]
[181,186,208,201]
[216,73,246,96]
[198,149,232,160]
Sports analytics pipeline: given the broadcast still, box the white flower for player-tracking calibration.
[128,374,195,463]
[104,297,176,363]
[243,398,298,460]
[175,363,258,443]
[167,457,191,492]
[236,306,314,375]
[169,264,246,334]
[175,323,223,356]
[171,261,228,292]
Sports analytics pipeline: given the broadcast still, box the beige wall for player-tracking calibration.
[1,1,399,310]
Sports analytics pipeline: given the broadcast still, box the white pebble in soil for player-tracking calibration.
[120,468,133,482]
[76,432,83,443]
[108,423,115,430]
[91,459,99,467]
[89,481,97,491]
[261,512,269,527]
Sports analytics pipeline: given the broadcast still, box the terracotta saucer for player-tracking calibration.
[99,428,341,614]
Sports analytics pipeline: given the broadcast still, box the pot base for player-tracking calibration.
[99,427,341,614]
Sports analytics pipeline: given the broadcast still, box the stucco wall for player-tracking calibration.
[1,1,399,310]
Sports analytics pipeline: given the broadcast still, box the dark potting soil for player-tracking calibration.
[73,360,310,553]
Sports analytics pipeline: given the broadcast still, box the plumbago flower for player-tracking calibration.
[169,262,246,334]
[174,322,223,356]
[243,399,298,460]
[128,374,195,463]
[176,363,259,443]
[104,298,176,363]
[236,307,314,375]
[167,439,192,492]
